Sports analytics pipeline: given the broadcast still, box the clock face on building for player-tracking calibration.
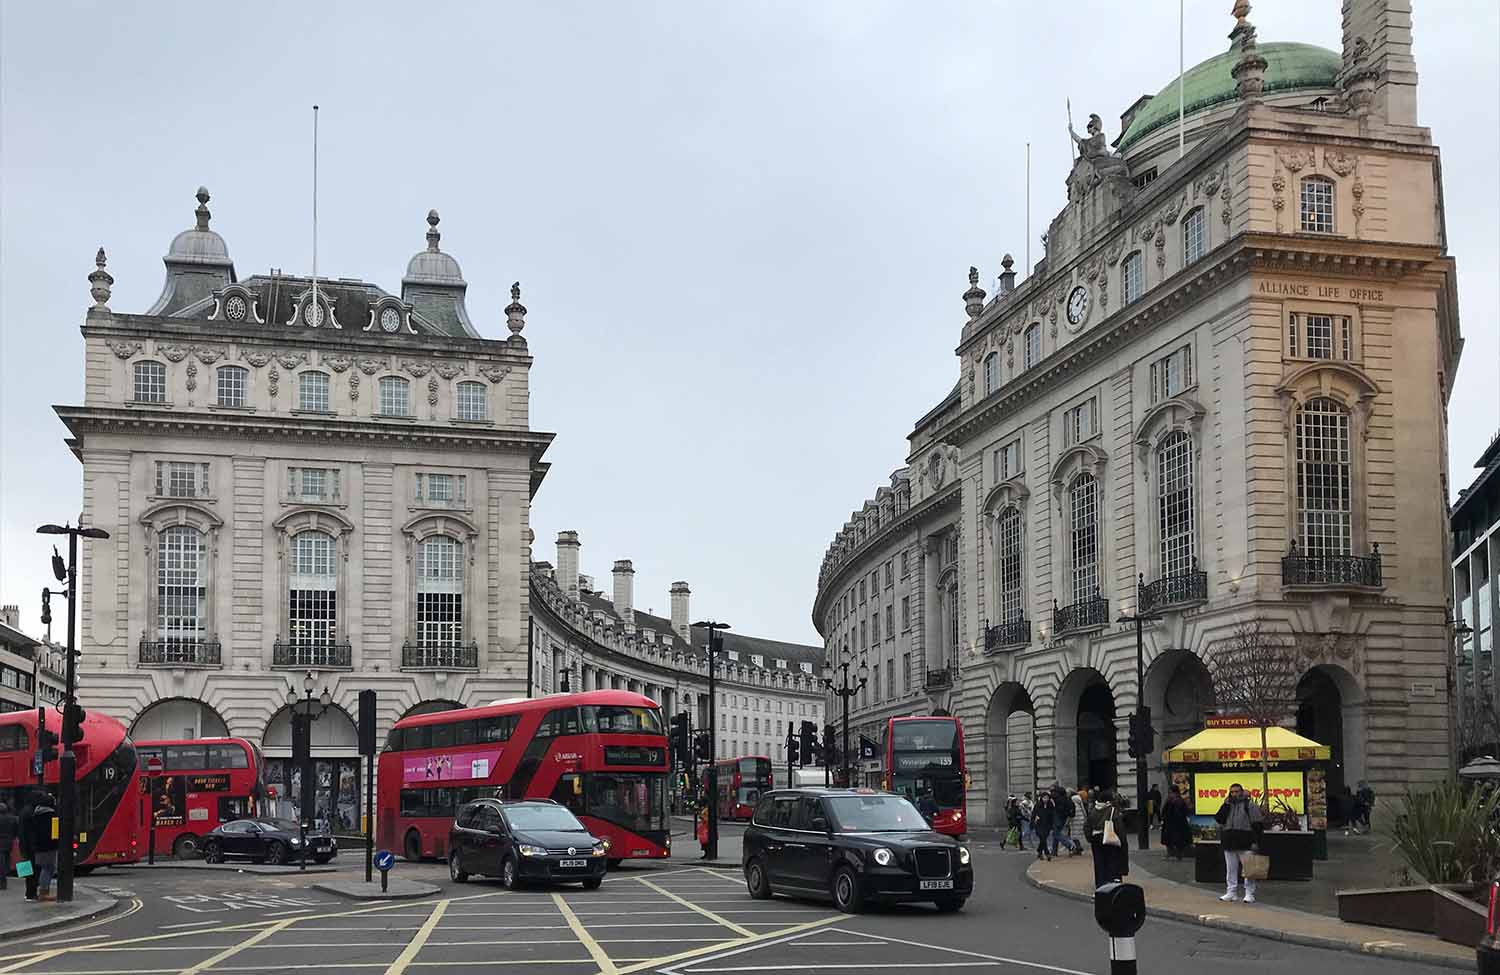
[1066,285,1090,327]
[380,307,401,333]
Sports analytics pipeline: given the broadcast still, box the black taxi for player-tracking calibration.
[742,787,973,913]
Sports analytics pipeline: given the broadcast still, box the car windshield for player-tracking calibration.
[826,794,929,832]
[505,804,587,832]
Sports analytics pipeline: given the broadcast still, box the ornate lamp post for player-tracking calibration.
[286,672,333,871]
[822,646,869,787]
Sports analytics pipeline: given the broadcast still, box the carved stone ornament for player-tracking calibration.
[356,358,385,376]
[88,247,113,309]
[477,364,510,384]
[1161,195,1185,225]
[1137,219,1158,244]
[1276,147,1312,173]
[1155,232,1167,271]
[1294,632,1363,676]
[1196,166,1225,200]
[402,359,432,378]
[242,350,272,368]
[1352,178,1366,232]
[1325,150,1358,177]
[349,373,360,401]
[434,362,463,380]
[268,365,280,398]
[185,360,198,392]
[1098,277,1110,312]
[1221,182,1231,228]
[106,340,143,360]
[427,375,439,407]
[1104,238,1125,266]
[157,344,189,363]
[193,346,225,365]
[274,350,307,370]
[324,354,352,373]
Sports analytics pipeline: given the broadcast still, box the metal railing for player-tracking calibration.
[272,641,353,669]
[1138,563,1208,613]
[1053,594,1110,634]
[985,618,1031,651]
[139,638,221,667]
[1282,541,1382,588]
[923,668,953,690]
[401,641,479,670]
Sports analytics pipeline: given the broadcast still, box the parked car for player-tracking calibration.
[742,787,974,913]
[448,798,609,890]
[201,817,337,865]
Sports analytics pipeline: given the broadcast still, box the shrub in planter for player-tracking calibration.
[1390,781,1500,884]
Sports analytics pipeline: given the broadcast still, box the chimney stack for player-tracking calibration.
[556,531,581,598]
[612,560,635,625]
[0,605,18,630]
[670,582,691,642]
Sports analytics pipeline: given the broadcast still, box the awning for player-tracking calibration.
[1165,725,1331,764]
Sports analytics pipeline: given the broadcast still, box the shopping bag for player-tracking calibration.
[1102,817,1121,847]
[1239,851,1270,881]
[1005,826,1019,847]
[14,859,33,878]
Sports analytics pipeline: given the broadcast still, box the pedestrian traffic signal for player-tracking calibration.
[784,723,797,765]
[61,703,86,745]
[1127,708,1155,759]
[799,721,818,766]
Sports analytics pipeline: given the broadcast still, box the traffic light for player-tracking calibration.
[1127,708,1155,759]
[61,703,86,746]
[670,713,690,765]
[784,722,797,765]
[799,721,818,766]
[823,724,838,766]
[40,589,51,627]
[38,725,59,765]
[694,730,711,761]
[358,689,378,757]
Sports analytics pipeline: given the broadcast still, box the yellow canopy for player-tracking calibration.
[1165,725,1331,764]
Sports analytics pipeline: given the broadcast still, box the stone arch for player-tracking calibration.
[1055,667,1116,791]
[261,701,362,828]
[983,682,1037,822]
[130,697,230,740]
[263,701,359,751]
[1296,663,1365,804]
[1143,649,1215,779]
[401,699,463,719]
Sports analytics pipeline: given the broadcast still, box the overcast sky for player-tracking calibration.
[2,1,1497,648]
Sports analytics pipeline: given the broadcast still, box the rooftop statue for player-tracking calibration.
[1069,113,1110,160]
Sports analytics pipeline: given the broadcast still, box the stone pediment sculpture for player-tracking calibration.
[1067,113,1129,201]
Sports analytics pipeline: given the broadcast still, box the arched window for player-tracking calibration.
[1068,473,1099,603]
[288,531,337,661]
[455,381,488,421]
[1122,253,1144,304]
[216,366,248,407]
[416,535,464,648]
[1157,432,1195,577]
[158,525,206,652]
[134,361,167,403]
[1295,397,1352,557]
[1182,208,1207,265]
[983,353,999,395]
[299,371,330,412]
[1023,323,1042,370]
[378,376,410,417]
[1300,176,1335,233]
[996,507,1024,624]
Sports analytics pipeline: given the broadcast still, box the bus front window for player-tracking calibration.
[584,773,667,834]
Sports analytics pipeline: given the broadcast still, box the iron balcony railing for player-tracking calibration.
[923,668,953,690]
[1282,541,1382,588]
[139,638,221,667]
[272,641,353,669]
[1138,563,1209,613]
[401,641,479,671]
[985,618,1031,651]
[1053,594,1110,634]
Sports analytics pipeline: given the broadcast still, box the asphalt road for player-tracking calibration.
[0,829,1461,974]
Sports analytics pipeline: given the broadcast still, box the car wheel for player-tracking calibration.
[265,841,287,865]
[173,834,200,859]
[831,866,864,914]
[500,855,520,890]
[934,897,967,913]
[582,877,603,891]
[449,850,469,883]
[745,857,772,900]
[203,840,223,864]
[404,830,423,862]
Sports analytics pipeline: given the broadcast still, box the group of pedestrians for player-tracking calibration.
[1000,783,1087,860]
[0,789,58,902]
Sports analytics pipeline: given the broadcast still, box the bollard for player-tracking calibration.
[1094,881,1146,975]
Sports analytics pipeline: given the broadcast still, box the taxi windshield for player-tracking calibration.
[826,794,928,832]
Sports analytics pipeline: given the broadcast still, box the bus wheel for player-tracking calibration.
[173,834,200,859]
[404,830,423,862]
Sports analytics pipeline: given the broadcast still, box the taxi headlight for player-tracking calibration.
[518,844,545,858]
[872,848,893,867]
[958,846,971,865]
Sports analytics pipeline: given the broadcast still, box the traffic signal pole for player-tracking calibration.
[57,530,79,904]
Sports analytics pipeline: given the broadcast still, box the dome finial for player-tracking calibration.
[1232,0,1250,28]
[505,281,527,335]
[88,247,113,310]
[194,186,211,232]
[425,209,441,251]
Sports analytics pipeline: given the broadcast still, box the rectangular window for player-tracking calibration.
[886,660,894,698]
[871,612,880,643]
[1024,325,1042,370]
[1069,476,1100,603]
[217,366,247,407]
[900,551,909,577]
[417,472,467,506]
[901,597,911,630]
[1306,314,1334,359]
[299,372,330,412]
[1300,177,1335,233]
[378,377,410,417]
[1288,312,1299,357]
[155,461,209,498]
[134,361,167,403]
[903,653,911,692]
[860,621,867,650]
[455,382,488,421]
[859,581,866,603]
[1183,208,1207,264]
[1065,398,1097,445]
[884,562,893,588]
[1340,316,1352,360]
[288,466,337,503]
[1123,253,1144,304]
[1150,345,1193,402]
[995,439,1022,481]
[884,604,894,638]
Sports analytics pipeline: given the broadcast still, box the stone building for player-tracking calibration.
[816,1,1462,822]
[530,532,824,761]
[0,606,67,713]
[60,189,552,823]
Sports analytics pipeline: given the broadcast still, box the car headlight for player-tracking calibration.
[872,848,893,867]
[591,843,609,857]
[599,838,611,852]
[518,844,544,858]
[289,837,304,846]
[958,846,971,865]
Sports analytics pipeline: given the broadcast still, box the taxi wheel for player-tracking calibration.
[449,850,469,883]
[831,866,864,914]
[582,877,603,891]
[404,830,423,862]
[935,897,967,913]
[500,855,521,890]
[745,857,772,900]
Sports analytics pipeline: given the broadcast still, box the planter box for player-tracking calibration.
[1336,883,1485,948]
[1194,832,1315,883]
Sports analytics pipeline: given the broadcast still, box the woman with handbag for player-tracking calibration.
[1085,788,1129,887]
[1214,783,1266,903]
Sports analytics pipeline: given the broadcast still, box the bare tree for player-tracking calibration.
[1207,620,1303,810]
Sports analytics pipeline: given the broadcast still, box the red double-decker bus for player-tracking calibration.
[883,716,968,837]
[0,708,142,868]
[134,737,266,858]
[378,690,670,864]
[714,756,772,820]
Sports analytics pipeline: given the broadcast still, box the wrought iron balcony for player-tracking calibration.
[985,618,1032,651]
[272,640,353,670]
[139,638,221,667]
[1138,563,1209,613]
[1281,541,1382,588]
[401,641,479,671]
[1053,594,1110,634]
[923,668,953,690]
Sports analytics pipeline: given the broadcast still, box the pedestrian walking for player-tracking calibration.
[1046,783,1074,855]
[696,804,710,859]
[0,802,17,890]
[1214,783,1265,903]
[1161,785,1192,859]
[1018,792,1035,848]
[1355,780,1375,833]
[1147,783,1163,828]
[1069,788,1088,853]
[21,791,57,902]
[1086,789,1129,887]
[1032,791,1057,861]
[1002,796,1022,850]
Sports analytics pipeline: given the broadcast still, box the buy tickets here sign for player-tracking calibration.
[1193,771,1305,816]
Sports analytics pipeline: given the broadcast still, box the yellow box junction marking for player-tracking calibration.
[383,899,450,975]
[552,893,617,974]
[634,876,755,938]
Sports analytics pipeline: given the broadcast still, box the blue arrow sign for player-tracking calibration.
[374,850,395,872]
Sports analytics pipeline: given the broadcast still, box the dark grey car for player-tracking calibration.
[448,798,608,890]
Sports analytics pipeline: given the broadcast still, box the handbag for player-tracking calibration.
[1240,851,1270,881]
[1102,816,1121,847]
[14,859,32,878]
[1005,826,1020,847]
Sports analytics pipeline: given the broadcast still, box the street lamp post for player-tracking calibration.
[694,620,730,861]
[821,647,868,788]
[1118,597,1162,852]
[286,672,333,871]
[36,522,109,904]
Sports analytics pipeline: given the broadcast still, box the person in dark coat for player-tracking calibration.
[1086,789,1129,887]
[1147,784,1163,827]
[16,792,37,900]
[24,792,58,901]
[1214,783,1265,903]
[0,802,17,890]
[1031,791,1057,861]
[1160,785,1192,859]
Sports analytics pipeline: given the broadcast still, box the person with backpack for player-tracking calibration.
[1354,780,1375,834]
[1214,782,1265,903]
[1048,782,1080,855]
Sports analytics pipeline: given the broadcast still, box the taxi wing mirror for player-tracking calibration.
[810,815,829,834]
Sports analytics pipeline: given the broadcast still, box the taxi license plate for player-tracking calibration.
[919,879,954,890]
[559,859,589,869]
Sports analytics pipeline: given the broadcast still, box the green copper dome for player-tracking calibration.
[1118,42,1341,150]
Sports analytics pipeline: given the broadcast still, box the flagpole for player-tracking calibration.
[312,105,319,324]
[1178,0,1186,160]
[1025,142,1031,279]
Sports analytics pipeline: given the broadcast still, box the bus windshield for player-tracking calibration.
[581,705,662,735]
[585,772,667,834]
[826,794,928,833]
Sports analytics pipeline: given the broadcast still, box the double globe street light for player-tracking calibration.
[286,671,333,870]
[822,647,868,788]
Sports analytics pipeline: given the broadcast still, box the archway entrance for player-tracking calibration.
[1143,649,1215,784]
[984,682,1036,824]
[402,699,463,719]
[1077,682,1117,792]
[1297,667,1349,796]
[262,703,362,833]
[131,699,229,740]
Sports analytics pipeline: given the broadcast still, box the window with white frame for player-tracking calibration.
[417,472,467,506]
[1065,398,1098,445]
[416,535,464,646]
[155,460,209,498]
[134,361,167,403]
[1024,323,1042,370]
[903,652,911,692]
[1123,252,1144,304]
[983,353,999,395]
[158,525,206,645]
[377,376,410,417]
[455,381,488,421]
[995,439,1022,482]
[216,366,248,407]
[884,562,893,588]
[1068,473,1100,603]
[996,507,1024,624]
[1150,345,1193,402]
[1295,397,1353,558]
[1157,432,1196,578]
[871,612,879,643]
[288,466,337,503]
[298,371,330,412]
[1286,312,1354,360]
[1183,208,1207,264]
[1300,176,1335,233]
[288,531,337,648]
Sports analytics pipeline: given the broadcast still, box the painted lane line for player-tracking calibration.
[382,899,450,975]
[34,935,110,947]
[178,918,297,975]
[634,877,755,938]
[614,915,841,975]
[160,921,221,930]
[680,963,1002,971]
[552,892,618,975]
[826,927,1098,975]
[0,949,65,973]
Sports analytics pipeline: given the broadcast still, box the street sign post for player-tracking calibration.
[146,755,164,865]
[375,849,395,893]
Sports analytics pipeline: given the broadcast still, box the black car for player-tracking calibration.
[201,818,337,865]
[448,798,608,890]
[743,787,973,913]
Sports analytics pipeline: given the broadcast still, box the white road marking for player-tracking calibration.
[159,920,220,929]
[33,934,110,947]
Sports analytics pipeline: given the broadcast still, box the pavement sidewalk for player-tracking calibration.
[0,884,119,942]
[1026,847,1474,971]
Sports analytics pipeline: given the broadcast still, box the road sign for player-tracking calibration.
[146,756,163,774]
[374,850,395,872]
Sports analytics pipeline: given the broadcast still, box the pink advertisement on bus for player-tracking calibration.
[401,747,505,785]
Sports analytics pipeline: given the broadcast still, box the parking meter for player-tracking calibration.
[1094,881,1146,974]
